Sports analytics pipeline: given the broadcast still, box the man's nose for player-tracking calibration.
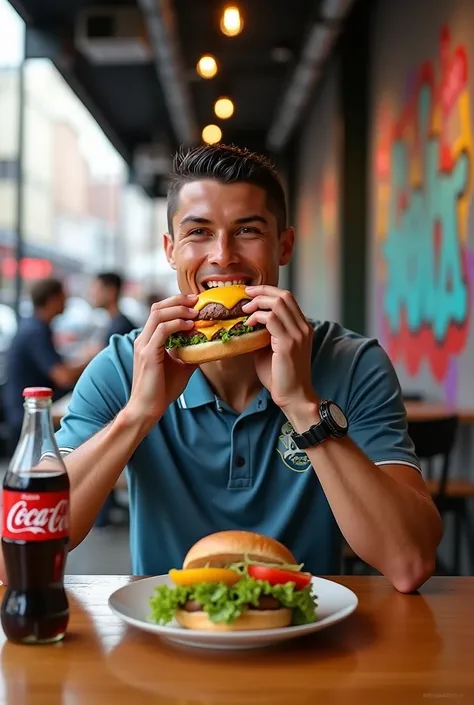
[208,234,239,267]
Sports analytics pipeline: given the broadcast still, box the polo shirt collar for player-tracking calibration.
[178,369,271,412]
[178,369,215,409]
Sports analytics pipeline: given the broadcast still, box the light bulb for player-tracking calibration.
[220,6,243,37]
[196,55,218,79]
[202,124,222,144]
[214,97,234,119]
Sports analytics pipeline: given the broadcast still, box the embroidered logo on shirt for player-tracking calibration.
[277,421,311,473]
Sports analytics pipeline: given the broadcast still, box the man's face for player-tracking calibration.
[52,289,66,317]
[164,180,294,294]
[91,280,109,309]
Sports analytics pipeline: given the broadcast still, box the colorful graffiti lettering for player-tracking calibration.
[375,27,473,382]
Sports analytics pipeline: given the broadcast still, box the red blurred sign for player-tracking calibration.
[1,258,53,279]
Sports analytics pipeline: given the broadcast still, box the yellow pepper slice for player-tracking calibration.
[169,567,240,587]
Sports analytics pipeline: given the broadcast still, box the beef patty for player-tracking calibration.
[197,300,248,320]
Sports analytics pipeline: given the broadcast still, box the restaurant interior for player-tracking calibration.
[0,0,473,701]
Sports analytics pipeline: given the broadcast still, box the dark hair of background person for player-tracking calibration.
[30,277,64,309]
[166,143,288,237]
[96,272,124,295]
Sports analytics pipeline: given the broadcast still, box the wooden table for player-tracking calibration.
[0,575,472,704]
[405,401,474,423]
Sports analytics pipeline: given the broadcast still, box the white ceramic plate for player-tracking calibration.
[108,575,358,650]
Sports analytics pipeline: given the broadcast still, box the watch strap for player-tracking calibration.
[292,422,328,450]
[291,400,348,450]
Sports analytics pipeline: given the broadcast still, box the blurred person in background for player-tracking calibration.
[91,272,136,346]
[145,290,166,309]
[90,272,136,528]
[3,277,93,454]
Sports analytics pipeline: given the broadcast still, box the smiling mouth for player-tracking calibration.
[201,278,252,290]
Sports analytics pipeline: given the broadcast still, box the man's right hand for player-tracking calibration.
[125,293,199,428]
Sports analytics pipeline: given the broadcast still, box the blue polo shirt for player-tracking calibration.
[55,321,420,576]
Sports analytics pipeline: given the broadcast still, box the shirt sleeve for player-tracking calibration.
[54,344,127,455]
[30,326,62,377]
[346,340,420,471]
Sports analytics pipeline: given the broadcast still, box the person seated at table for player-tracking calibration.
[0,144,442,592]
[2,277,93,454]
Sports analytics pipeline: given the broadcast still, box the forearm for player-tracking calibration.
[311,438,439,585]
[287,404,442,592]
[65,408,154,548]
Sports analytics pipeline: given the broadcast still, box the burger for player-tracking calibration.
[149,530,317,631]
[165,284,270,364]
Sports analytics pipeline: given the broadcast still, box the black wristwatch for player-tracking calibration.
[291,400,349,450]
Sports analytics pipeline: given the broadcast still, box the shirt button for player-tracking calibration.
[235,456,245,467]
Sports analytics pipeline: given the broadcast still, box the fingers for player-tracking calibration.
[149,318,195,350]
[151,293,198,311]
[138,295,198,345]
[244,287,308,334]
[245,310,286,339]
[243,294,297,336]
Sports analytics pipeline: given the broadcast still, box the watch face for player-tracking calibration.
[329,403,348,430]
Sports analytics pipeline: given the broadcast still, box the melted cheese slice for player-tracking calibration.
[195,284,248,312]
[194,317,247,341]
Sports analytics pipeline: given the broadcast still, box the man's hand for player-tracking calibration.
[242,286,317,413]
[125,294,199,427]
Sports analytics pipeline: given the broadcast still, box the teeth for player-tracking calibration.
[205,280,247,289]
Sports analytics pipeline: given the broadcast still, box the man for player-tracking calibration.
[0,145,442,591]
[91,272,136,345]
[3,277,91,451]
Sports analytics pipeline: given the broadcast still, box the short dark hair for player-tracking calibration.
[30,277,64,309]
[167,144,287,236]
[96,272,124,294]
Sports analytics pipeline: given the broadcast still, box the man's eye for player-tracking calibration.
[238,227,261,235]
[188,229,208,236]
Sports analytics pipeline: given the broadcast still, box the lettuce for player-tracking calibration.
[149,575,317,627]
[165,321,258,349]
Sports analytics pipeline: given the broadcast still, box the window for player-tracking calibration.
[0,160,19,180]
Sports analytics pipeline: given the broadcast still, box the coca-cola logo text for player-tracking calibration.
[6,498,69,536]
[2,490,70,542]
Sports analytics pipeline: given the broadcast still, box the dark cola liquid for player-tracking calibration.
[1,472,70,644]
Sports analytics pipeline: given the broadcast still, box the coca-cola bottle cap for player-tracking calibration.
[23,387,53,398]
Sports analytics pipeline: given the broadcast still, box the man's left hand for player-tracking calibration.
[242,286,318,413]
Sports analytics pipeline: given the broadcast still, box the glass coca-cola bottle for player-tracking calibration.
[1,387,70,644]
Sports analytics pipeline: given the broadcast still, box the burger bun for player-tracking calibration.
[183,530,298,570]
[173,328,270,365]
[175,608,293,631]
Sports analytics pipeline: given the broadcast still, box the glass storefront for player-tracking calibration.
[0,0,176,385]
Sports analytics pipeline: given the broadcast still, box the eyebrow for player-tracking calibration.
[179,214,269,227]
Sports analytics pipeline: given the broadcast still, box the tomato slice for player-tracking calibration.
[247,565,312,590]
[169,567,240,587]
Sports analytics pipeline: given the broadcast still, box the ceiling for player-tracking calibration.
[9,0,335,195]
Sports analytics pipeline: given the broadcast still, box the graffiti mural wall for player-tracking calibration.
[370,0,474,404]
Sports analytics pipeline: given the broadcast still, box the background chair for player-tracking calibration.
[408,415,474,575]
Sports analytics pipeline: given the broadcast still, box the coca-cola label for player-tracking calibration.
[2,490,70,542]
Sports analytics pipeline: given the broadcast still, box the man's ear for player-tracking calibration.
[163,232,176,270]
[279,226,295,267]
